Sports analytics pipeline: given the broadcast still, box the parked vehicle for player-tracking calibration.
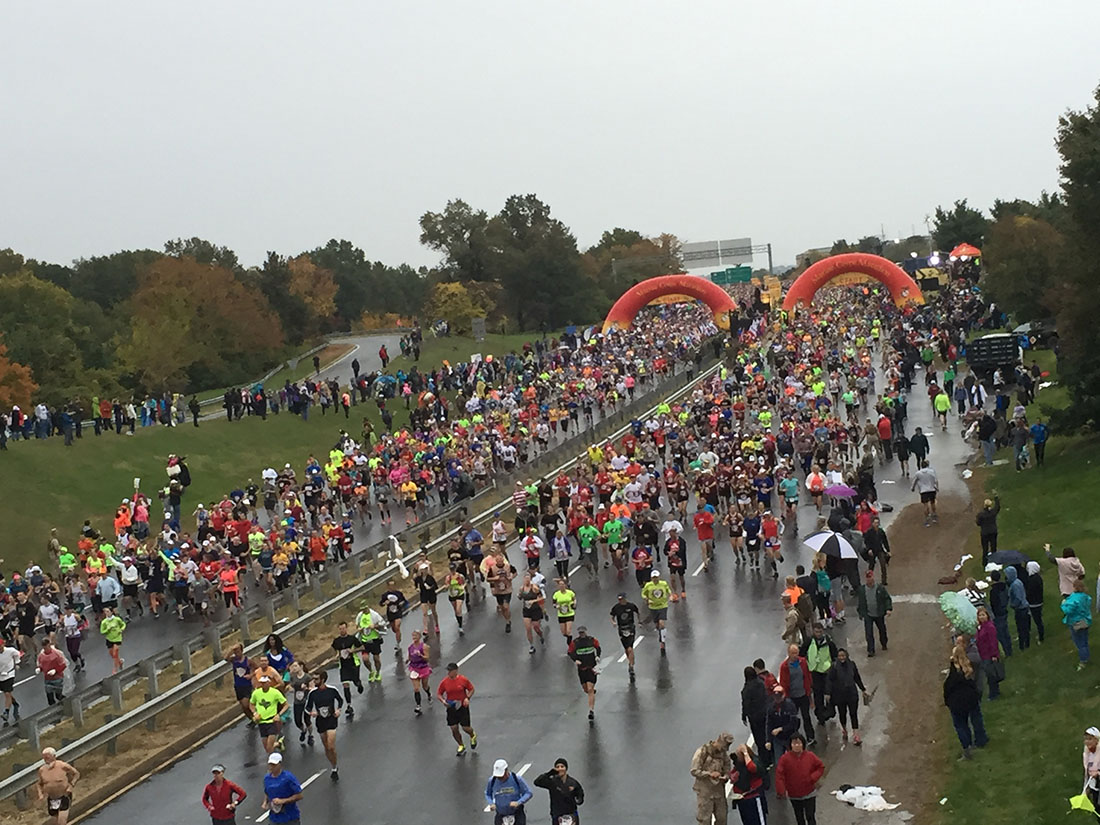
[966,333,1021,376]
[1013,320,1058,350]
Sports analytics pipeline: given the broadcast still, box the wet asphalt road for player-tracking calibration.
[79,379,975,825]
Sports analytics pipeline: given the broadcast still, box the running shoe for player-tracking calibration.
[415,705,422,715]
[505,622,512,634]
[470,733,478,749]
[331,768,339,781]
[307,735,315,746]
[588,710,594,721]
[529,645,535,654]
[457,744,466,756]
[299,730,306,743]
[347,705,355,717]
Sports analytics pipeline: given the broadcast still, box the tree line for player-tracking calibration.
[920,84,1100,429]
[0,194,684,408]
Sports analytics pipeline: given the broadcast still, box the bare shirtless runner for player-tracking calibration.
[36,747,80,825]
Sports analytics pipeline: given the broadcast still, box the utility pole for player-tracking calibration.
[766,243,773,275]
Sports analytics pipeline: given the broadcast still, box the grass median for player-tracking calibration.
[938,351,1100,824]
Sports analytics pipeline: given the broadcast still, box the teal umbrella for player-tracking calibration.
[939,591,978,634]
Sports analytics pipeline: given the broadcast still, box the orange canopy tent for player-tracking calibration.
[950,243,981,258]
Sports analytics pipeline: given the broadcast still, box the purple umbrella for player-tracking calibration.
[824,484,858,498]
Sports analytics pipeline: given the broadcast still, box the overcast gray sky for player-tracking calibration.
[3,2,1098,271]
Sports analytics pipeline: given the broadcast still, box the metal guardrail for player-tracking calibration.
[3,350,716,761]
[0,352,722,805]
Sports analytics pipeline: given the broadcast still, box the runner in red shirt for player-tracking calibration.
[693,500,716,570]
[202,765,247,823]
[436,663,478,756]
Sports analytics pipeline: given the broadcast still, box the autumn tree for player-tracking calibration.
[0,338,37,409]
[117,257,284,393]
[422,282,496,334]
[308,240,428,323]
[286,255,338,336]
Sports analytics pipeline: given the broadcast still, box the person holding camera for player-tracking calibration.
[534,758,585,825]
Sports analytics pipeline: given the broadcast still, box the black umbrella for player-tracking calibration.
[802,530,859,560]
[988,550,1031,568]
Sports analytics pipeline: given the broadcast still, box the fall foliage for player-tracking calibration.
[117,257,285,393]
[0,339,37,409]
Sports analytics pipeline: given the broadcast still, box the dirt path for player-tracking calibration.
[813,493,974,825]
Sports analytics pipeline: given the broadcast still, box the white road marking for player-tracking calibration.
[257,770,323,821]
[15,674,36,687]
[568,564,581,577]
[617,635,644,663]
[691,561,707,577]
[457,643,486,667]
[485,763,533,810]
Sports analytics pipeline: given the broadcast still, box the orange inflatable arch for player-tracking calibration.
[782,253,924,312]
[603,274,736,333]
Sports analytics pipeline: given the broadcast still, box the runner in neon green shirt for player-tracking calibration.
[577,522,600,579]
[249,681,288,754]
[551,581,576,648]
[641,572,671,654]
[355,605,385,682]
[99,608,127,674]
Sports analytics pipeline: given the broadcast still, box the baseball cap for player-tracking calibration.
[1087,726,1100,738]
[650,570,660,578]
[617,592,627,599]
[267,752,283,764]
[211,764,225,773]
[492,759,509,777]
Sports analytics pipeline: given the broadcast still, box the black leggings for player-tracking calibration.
[791,796,818,825]
[835,693,859,730]
[293,703,311,730]
[1030,605,1046,642]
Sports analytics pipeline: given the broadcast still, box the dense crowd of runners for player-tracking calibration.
[0,304,719,717]
[6,277,1057,825]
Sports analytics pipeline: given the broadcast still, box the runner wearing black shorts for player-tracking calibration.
[332,623,363,717]
[518,575,545,654]
[609,593,640,680]
[567,628,601,721]
[306,670,343,780]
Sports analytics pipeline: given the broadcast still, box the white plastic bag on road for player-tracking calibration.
[832,785,900,811]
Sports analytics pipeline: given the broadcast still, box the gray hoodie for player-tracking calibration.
[1005,566,1028,611]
